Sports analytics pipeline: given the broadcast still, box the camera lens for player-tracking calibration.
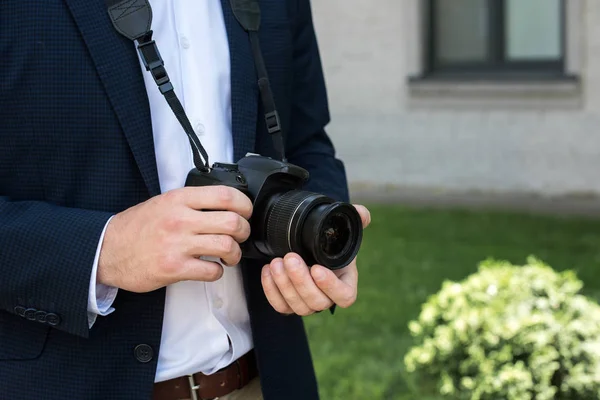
[318,212,352,258]
[301,202,362,269]
[263,190,363,270]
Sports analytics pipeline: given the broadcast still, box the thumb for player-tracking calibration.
[353,204,371,228]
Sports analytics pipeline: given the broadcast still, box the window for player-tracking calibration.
[427,0,565,76]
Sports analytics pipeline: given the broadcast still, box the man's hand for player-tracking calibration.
[261,204,371,315]
[97,186,253,293]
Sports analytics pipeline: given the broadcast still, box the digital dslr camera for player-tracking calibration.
[186,154,363,270]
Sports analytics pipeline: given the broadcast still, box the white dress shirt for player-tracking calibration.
[87,0,253,383]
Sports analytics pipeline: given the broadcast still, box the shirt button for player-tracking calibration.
[134,344,154,363]
[180,36,190,49]
[195,122,205,135]
[213,298,224,309]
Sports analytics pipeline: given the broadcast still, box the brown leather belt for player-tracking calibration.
[153,351,258,400]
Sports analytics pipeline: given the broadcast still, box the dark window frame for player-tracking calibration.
[426,0,567,77]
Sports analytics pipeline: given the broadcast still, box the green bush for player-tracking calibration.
[404,257,600,400]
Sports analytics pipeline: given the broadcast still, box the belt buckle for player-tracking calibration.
[188,375,220,400]
[187,375,201,400]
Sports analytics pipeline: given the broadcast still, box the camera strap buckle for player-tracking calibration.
[137,36,173,94]
[265,110,281,135]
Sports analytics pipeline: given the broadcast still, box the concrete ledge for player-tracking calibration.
[350,184,600,218]
[407,79,583,110]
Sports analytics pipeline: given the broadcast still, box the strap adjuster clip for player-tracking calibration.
[137,40,172,92]
[265,110,281,134]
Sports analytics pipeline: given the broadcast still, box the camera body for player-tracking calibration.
[185,153,362,269]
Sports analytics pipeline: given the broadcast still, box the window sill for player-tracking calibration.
[407,74,582,110]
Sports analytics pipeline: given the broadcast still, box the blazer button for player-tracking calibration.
[45,313,61,326]
[35,311,48,323]
[134,344,154,363]
[14,306,26,317]
[24,308,37,321]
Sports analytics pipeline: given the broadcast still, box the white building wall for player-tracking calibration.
[312,0,600,198]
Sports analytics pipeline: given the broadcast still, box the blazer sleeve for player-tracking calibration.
[284,1,353,316]
[0,196,114,338]
[284,0,351,204]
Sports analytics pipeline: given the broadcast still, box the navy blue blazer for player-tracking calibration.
[0,1,350,399]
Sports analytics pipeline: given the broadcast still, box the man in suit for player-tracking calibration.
[0,0,370,399]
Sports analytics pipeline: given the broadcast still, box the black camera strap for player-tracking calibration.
[105,0,210,171]
[230,0,286,162]
[105,0,287,170]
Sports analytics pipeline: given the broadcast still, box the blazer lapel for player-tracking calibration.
[62,0,161,197]
[220,0,259,162]
[62,0,257,195]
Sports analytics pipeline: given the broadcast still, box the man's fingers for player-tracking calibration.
[261,265,293,315]
[283,254,333,311]
[188,234,242,266]
[186,210,251,243]
[171,186,253,220]
[269,258,313,316]
[312,264,358,308]
[180,258,224,282]
[353,204,371,228]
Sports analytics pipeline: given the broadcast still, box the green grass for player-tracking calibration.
[304,204,600,400]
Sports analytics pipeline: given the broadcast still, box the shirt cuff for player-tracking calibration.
[87,215,118,328]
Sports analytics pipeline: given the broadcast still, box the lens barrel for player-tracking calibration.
[264,190,363,270]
